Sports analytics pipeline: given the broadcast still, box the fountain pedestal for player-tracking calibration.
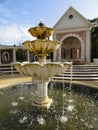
[33,81,52,108]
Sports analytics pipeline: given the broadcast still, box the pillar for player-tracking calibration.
[34,81,52,107]
[27,51,30,62]
[13,46,16,62]
[86,30,91,63]
[0,50,1,64]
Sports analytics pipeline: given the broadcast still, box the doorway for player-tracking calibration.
[61,37,81,61]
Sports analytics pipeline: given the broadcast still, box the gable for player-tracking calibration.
[53,6,92,31]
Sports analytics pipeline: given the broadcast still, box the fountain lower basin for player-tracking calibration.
[13,62,71,80]
[13,62,72,108]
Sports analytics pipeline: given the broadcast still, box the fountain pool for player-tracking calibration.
[0,82,98,130]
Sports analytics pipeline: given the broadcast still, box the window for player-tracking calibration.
[69,15,73,19]
[70,49,73,59]
[64,49,66,58]
[2,51,10,61]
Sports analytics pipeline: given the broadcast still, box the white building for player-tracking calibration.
[53,6,92,64]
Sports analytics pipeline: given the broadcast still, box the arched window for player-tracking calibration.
[2,51,10,61]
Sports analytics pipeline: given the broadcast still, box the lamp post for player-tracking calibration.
[13,44,16,62]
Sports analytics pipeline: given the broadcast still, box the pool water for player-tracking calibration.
[0,82,98,130]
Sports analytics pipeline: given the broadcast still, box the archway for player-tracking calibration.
[61,37,81,61]
[2,51,10,61]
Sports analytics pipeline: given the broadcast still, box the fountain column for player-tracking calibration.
[38,56,47,64]
[34,81,52,106]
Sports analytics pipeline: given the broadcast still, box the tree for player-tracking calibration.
[16,49,26,62]
[89,18,98,61]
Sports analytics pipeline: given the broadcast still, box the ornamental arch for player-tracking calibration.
[60,33,85,62]
[61,36,81,60]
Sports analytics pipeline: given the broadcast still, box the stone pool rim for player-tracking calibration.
[0,75,98,90]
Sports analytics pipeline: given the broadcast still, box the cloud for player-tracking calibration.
[0,24,33,45]
[0,17,9,24]
[0,4,11,17]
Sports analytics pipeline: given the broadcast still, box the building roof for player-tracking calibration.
[0,45,21,49]
[53,6,92,32]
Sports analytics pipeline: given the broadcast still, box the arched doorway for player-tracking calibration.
[61,37,81,61]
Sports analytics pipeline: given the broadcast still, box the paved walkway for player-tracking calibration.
[0,74,32,88]
[0,74,98,89]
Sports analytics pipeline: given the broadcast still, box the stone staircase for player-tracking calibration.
[53,65,98,80]
[0,64,18,75]
[1,64,98,80]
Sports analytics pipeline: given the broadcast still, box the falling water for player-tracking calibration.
[60,65,73,124]
[69,65,73,99]
[67,65,74,114]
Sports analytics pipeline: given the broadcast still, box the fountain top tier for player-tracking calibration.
[28,21,54,39]
[22,21,61,63]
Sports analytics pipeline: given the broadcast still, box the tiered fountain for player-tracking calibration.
[1,24,98,128]
[13,21,72,108]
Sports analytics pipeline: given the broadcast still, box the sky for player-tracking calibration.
[0,0,98,45]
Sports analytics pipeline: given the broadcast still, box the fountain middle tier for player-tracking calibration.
[23,39,60,55]
[23,39,61,63]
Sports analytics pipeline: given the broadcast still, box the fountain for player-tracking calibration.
[1,21,96,130]
[13,21,72,108]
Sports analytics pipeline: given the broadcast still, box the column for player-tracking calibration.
[53,51,57,61]
[13,46,16,62]
[37,81,48,98]
[77,49,79,59]
[34,81,52,107]
[86,30,91,63]
[53,34,57,61]
[58,46,61,61]
[0,50,1,64]
[27,51,30,62]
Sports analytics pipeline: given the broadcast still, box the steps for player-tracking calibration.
[0,64,18,74]
[1,64,98,80]
[53,65,98,80]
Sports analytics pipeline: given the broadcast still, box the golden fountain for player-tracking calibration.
[13,21,72,108]
[23,21,60,63]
